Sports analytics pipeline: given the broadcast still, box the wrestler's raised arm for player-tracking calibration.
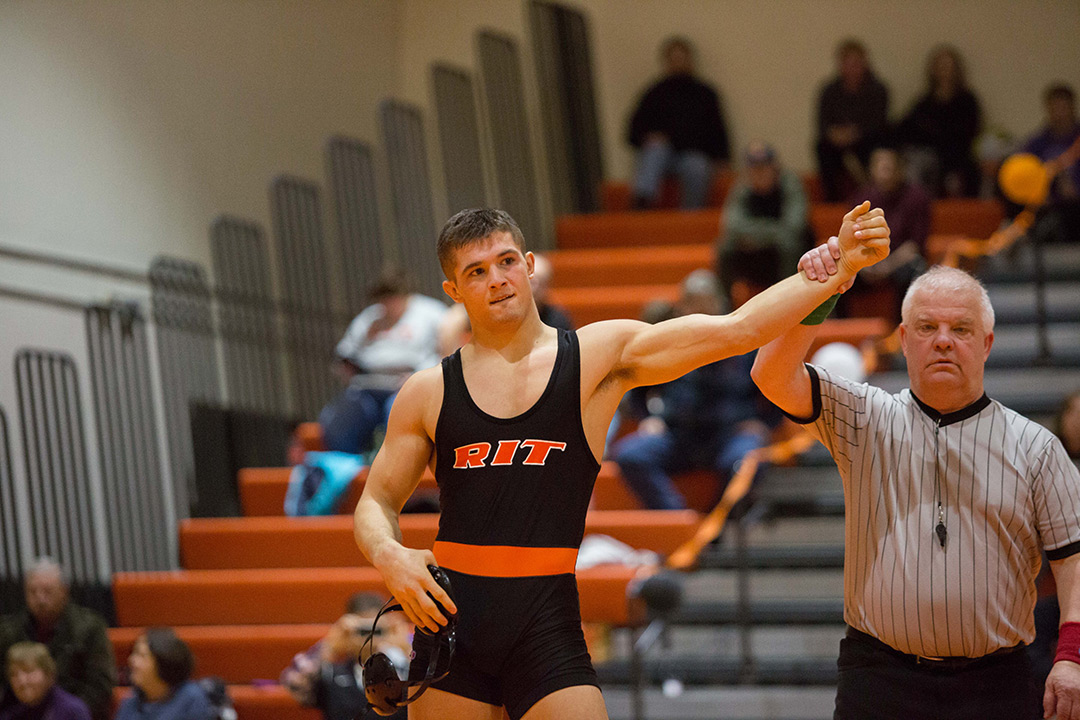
[580,203,888,396]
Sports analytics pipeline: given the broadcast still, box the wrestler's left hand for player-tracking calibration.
[1046,660,1080,719]
[372,542,457,633]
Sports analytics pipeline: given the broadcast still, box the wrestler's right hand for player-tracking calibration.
[836,201,890,275]
[372,543,457,633]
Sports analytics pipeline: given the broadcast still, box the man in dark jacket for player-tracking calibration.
[0,559,115,720]
[628,36,730,209]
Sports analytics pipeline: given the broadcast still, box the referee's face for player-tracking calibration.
[900,288,994,414]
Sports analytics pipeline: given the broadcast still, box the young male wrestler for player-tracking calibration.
[354,203,890,720]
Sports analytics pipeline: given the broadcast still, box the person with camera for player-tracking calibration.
[281,593,409,720]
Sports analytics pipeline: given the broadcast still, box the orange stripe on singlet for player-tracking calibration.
[432,541,578,577]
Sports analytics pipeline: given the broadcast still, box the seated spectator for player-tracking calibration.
[1,643,90,720]
[319,269,447,455]
[718,141,812,304]
[114,628,214,720]
[0,559,114,720]
[897,45,982,197]
[627,36,731,209]
[436,303,472,358]
[611,271,779,510]
[815,39,890,202]
[1023,83,1080,246]
[842,147,930,324]
[281,593,410,720]
[530,254,574,329]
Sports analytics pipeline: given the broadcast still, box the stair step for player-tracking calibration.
[179,510,700,570]
[697,545,845,570]
[671,598,844,626]
[597,656,837,686]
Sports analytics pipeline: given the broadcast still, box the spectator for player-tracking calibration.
[718,141,812,305]
[842,147,930,324]
[897,45,982,197]
[114,628,214,720]
[319,269,447,455]
[815,39,890,202]
[530,254,574,330]
[436,303,472,359]
[1023,84,1080,247]
[281,593,410,720]
[0,559,114,720]
[1,643,90,720]
[611,270,779,510]
[627,36,731,209]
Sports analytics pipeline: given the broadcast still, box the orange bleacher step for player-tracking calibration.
[547,244,714,288]
[546,284,681,325]
[109,625,326,685]
[239,466,439,517]
[179,510,700,570]
[241,461,645,517]
[113,566,644,627]
[555,210,722,250]
[115,685,319,720]
[558,198,1004,254]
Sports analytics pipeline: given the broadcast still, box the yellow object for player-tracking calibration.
[998,153,1050,206]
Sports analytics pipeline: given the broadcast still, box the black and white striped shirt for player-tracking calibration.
[794,365,1080,657]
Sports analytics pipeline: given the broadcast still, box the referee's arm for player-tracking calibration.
[751,237,853,420]
[1045,553,1080,719]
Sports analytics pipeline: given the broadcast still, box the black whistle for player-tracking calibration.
[935,522,947,548]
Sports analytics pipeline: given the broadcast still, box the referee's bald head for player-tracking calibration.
[901,266,995,332]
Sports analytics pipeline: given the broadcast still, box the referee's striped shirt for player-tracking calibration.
[792,364,1080,658]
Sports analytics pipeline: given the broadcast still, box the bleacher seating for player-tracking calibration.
[103,186,1078,720]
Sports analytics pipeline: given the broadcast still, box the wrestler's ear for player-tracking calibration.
[442,279,462,304]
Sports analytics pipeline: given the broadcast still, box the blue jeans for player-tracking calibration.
[632,139,713,209]
[318,386,396,455]
[613,428,766,510]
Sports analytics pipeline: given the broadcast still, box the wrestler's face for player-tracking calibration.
[442,232,535,328]
[900,286,993,414]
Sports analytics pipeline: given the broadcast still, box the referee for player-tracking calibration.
[752,254,1080,719]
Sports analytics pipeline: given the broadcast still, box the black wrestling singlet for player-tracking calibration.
[433,328,601,569]
[421,328,602,719]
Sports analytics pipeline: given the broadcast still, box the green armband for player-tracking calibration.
[801,294,840,325]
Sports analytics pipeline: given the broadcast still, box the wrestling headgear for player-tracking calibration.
[362,565,457,716]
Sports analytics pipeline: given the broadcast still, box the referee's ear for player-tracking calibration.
[982,330,994,360]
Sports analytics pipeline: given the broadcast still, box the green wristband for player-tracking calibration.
[801,294,840,325]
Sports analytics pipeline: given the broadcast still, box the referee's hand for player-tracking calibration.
[1045,660,1080,719]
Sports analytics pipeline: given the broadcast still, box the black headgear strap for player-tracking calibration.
[361,597,455,715]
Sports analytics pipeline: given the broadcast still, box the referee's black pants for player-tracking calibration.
[834,628,1041,720]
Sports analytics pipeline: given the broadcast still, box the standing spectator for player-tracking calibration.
[281,593,410,720]
[1023,84,1080,246]
[114,628,214,720]
[530,254,574,330]
[843,147,931,324]
[718,140,812,304]
[754,259,1080,720]
[627,36,731,209]
[1,643,90,720]
[815,39,890,202]
[320,269,447,455]
[611,270,779,510]
[897,45,982,197]
[0,559,114,720]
